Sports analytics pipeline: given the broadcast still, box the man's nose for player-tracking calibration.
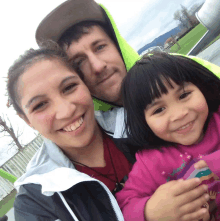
[170,105,188,122]
[89,54,107,75]
[55,98,76,120]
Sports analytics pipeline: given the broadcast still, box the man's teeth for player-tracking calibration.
[178,122,192,130]
[63,117,84,132]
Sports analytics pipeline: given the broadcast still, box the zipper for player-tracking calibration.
[97,181,124,221]
[57,180,124,221]
[57,192,79,221]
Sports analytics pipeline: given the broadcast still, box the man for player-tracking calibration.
[36,0,220,139]
[36,0,139,139]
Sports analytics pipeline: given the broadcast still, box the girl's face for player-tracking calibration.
[19,58,97,150]
[144,80,209,146]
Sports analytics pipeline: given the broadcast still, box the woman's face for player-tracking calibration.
[19,58,97,150]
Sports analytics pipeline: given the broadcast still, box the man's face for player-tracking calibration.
[66,26,127,105]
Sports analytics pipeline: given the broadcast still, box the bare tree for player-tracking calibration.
[174,10,188,29]
[174,4,199,31]
[180,5,194,28]
[0,115,23,151]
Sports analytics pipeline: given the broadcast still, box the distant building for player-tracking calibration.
[164,37,176,49]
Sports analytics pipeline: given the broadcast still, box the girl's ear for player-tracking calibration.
[18,113,32,127]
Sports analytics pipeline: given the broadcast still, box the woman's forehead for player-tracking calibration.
[19,59,79,100]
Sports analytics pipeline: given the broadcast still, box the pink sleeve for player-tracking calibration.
[202,150,220,177]
[116,152,159,221]
[202,151,220,209]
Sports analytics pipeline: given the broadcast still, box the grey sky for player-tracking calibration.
[0,0,204,164]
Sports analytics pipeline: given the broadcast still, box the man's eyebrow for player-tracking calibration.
[91,39,105,47]
[68,39,105,62]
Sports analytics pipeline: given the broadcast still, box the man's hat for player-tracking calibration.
[36,0,107,46]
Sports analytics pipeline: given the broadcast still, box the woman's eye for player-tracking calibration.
[63,84,76,93]
[32,102,47,111]
[179,92,191,100]
[153,107,165,115]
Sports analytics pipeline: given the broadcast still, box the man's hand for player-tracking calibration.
[144,178,209,221]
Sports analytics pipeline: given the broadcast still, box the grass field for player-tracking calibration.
[0,190,16,217]
[170,24,207,55]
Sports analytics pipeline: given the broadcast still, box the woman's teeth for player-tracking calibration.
[63,117,84,132]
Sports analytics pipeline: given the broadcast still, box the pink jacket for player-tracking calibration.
[116,108,220,221]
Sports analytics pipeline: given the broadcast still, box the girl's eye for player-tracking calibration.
[153,107,165,115]
[179,92,191,100]
[32,102,47,111]
[63,83,77,94]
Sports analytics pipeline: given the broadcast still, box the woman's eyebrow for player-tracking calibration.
[25,76,77,109]
[25,95,46,109]
[59,76,77,89]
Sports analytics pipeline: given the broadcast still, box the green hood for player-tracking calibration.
[175,53,220,78]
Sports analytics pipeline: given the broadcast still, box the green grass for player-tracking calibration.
[0,189,16,217]
[170,24,207,55]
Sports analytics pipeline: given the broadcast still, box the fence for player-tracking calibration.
[0,135,43,201]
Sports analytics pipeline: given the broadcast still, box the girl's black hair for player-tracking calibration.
[122,52,220,151]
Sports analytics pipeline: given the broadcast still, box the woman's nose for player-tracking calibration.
[55,99,76,120]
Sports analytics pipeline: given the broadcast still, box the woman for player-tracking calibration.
[7,47,134,221]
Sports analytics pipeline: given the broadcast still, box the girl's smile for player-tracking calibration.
[144,80,209,146]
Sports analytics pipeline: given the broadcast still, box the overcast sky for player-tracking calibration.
[0,0,205,164]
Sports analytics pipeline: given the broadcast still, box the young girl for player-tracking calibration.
[116,52,220,221]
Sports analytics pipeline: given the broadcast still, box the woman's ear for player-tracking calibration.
[18,113,32,127]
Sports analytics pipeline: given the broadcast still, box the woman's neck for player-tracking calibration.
[64,124,106,168]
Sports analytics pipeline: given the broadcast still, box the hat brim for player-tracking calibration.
[36,0,106,46]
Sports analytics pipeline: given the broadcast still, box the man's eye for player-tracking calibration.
[32,102,47,111]
[96,44,106,51]
[179,92,191,100]
[63,84,76,93]
[73,58,85,67]
[153,107,165,115]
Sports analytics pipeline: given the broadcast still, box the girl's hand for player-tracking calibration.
[194,160,208,170]
[144,178,209,221]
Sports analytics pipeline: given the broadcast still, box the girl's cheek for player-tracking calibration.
[148,118,167,137]
[193,93,208,112]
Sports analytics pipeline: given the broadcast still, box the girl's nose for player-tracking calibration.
[170,106,188,122]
